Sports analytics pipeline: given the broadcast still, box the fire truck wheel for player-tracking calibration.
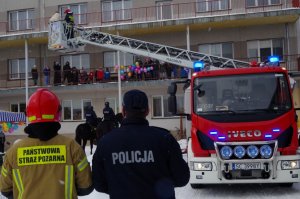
[279,183,293,187]
[190,183,204,189]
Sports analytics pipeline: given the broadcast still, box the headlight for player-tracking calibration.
[247,145,259,158]
[220,146,233,160]
[259,145,273,159]
[281,160,300,170]
[192,162,212,171]
[233,145,246,159]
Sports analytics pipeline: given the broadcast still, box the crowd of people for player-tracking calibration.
[30,58,189,87]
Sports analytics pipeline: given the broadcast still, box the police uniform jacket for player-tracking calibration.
[102,107,115,121]
[85,110,97,126]
[0,134,93,199]
[92,118,190,199]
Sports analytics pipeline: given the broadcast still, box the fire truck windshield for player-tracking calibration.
[193,73,292,115]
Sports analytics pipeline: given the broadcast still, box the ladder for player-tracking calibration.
[48,21,249,69]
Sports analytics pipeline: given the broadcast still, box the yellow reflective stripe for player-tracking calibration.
[1,166,8,177]
[77,157,88,172]
[12,169,24,199]
[42,114,54,119]
[28,116,36,122]
[65,165,74,199]
[28,115,54,121]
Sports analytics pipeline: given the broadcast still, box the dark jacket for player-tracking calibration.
[85,108,98,127]
[92,118,190,199]
[65,13,74,25]
[31,68,38,80]
[103,106,115,121]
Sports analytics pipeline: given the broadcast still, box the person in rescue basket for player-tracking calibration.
[92,89,190,199]
[0,88,94,199]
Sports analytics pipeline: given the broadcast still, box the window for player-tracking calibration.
[196,0,229,12]
[62,99,92,121]
[10,103,26,113]
[60,4,87,24]
[62,100,72,120]
[61,54,90,70]
[102,0,132,22]
[199,43,233,58]
[156,1,172,20]
[9,58,35,80]
[104,51,133,72]
[246,0,280,7]
[152,95,183,118]
[9,9,34,31]
[247,39,283,62]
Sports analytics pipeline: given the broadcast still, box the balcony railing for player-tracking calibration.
[0,0,298,36]
[1,53,300,89]
[0,65,189,89]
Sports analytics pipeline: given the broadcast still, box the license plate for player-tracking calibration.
[232,162,261,170]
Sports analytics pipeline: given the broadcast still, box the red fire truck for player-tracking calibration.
[168,62,300,188]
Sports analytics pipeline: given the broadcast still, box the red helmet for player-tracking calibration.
[26,88,61,123]
[64,8,72,14]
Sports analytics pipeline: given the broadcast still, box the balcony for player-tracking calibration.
[0,0,299,37]
[1,53,300,90]
[0,65,189,89]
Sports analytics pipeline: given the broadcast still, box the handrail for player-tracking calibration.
[1,53,300,89]
[0,0,297,36]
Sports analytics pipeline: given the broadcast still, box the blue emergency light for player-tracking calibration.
[194,61,204,72]
[209,131,218,135]
[268,56,279,63]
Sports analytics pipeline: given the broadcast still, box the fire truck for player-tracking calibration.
[168,62,300,188]
[48,20,300,187]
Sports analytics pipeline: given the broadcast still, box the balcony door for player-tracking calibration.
[156,1,172,20]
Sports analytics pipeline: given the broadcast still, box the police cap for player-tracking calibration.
[123,89,148,112]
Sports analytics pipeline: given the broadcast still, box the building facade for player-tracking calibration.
[0,0,300,136]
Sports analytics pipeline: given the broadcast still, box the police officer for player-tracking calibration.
[85,105,98,129]
[102,101,115,131]
[92,89,190,199]
[0,88,93,199]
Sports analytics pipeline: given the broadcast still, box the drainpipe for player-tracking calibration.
[285,23,290,69]
[39,0,45,31]
[117,31,122,113]
[25,39,29,125]
[186,25,191,78]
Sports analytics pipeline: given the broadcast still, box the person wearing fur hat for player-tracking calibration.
[0,88,93,198]
[92,89,190,199]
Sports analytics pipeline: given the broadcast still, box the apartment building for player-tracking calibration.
[0,0,300,136]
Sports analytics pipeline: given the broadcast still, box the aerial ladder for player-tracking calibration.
[48,20,249,69]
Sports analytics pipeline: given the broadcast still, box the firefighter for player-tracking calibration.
[64,8,74,39]
[102,101,115,131]
[92,89,190,199]
[0,88,93,199]
[85,106,98,130]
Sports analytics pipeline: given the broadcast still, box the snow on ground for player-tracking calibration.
[1,139,299,199]
[81,141,300,199]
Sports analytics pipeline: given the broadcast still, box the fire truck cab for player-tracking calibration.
[169,63,300,188]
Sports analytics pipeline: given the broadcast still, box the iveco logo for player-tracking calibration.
[228,130,262,138]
